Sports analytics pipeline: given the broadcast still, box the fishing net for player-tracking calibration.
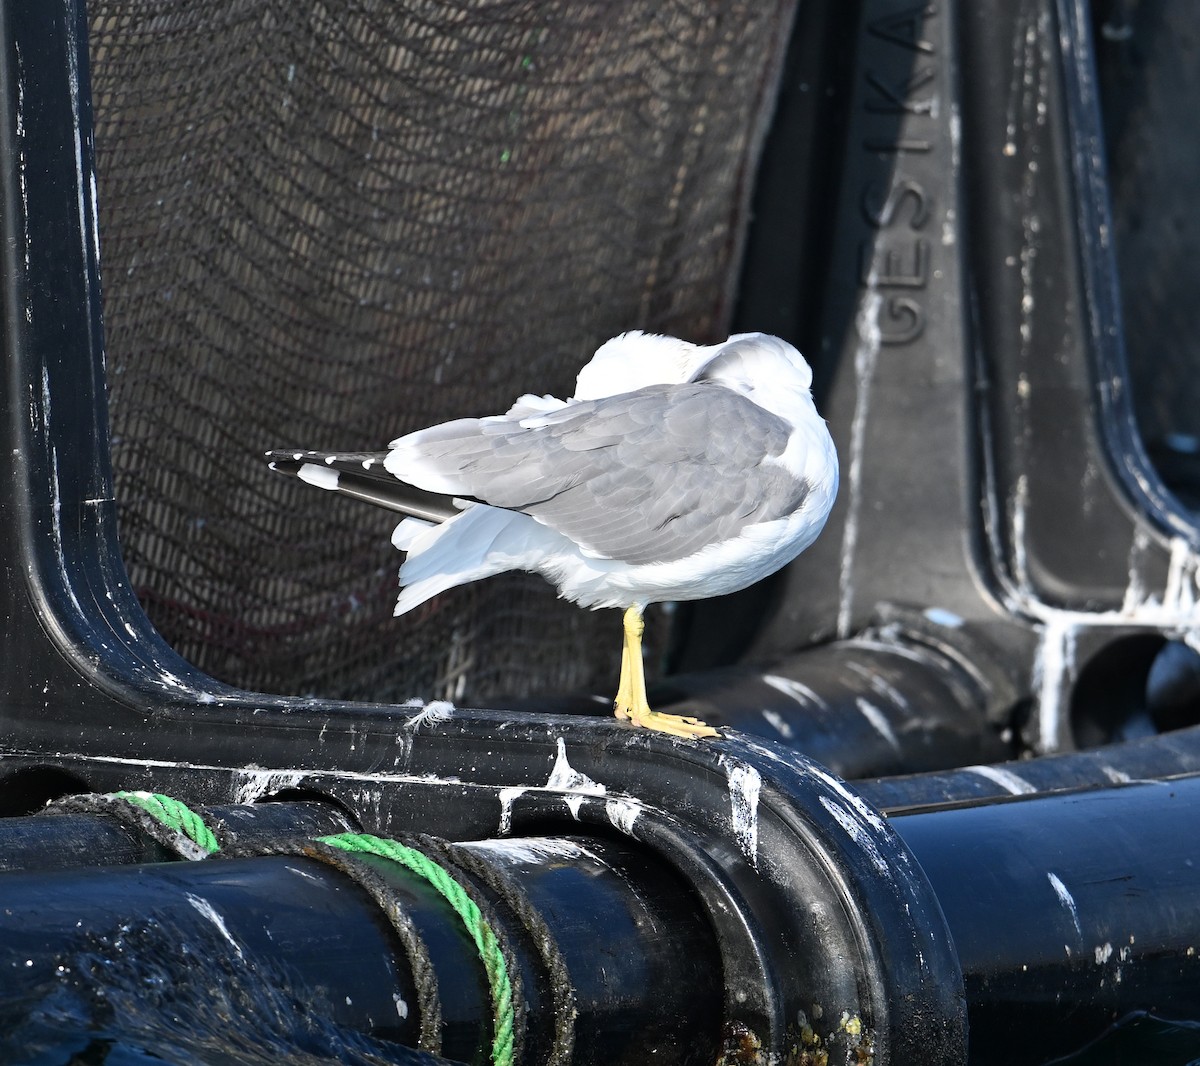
[87,0,796,703]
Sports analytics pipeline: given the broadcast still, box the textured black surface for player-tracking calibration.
[1098,0,1200,503]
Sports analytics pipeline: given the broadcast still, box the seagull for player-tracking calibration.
[267,331,838,739]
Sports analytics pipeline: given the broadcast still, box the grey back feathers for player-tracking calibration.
[391,381,810,566]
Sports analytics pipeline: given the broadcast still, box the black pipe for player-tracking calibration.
[649,628,1012,778]
[0,834,722,1066]
[0,800,355,872]
[891,774,1200,1065]
[505,609,1015,779]
[858,724,1200,812]
[460,836,723,1066]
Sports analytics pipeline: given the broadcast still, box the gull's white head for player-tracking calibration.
[573,330,813,401]
[692,332,814,394]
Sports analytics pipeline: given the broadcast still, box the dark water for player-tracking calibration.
[0,918,443,1066]
[1044,1012,1200,1066]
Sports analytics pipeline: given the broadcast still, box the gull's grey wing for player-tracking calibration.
[393,383,810,565]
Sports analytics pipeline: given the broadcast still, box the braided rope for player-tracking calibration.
[110,791,221,854]
[46,790,220,860]
[320,832,516,1066]
[39,794,556,1066]
[417,835,576,1066]
[402,834,527,1066]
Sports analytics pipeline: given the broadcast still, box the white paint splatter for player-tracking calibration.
[1011,473,1031,593]
[1122,526,1154,614]
[63,16,92,291]
[1047,872,1082,938]
[726,763,761,867]
[805,762,890,834]
[941,211,957,247]
[981,440,1200,757]
[11,750,476,794]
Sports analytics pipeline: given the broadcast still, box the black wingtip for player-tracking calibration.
[263,448,463,523]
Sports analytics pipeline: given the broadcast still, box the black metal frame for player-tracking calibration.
[0,4,973,1062]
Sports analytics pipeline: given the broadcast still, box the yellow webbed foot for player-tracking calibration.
[614,605,720,740]
[616,702,721,739]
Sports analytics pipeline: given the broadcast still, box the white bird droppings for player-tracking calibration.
[546,737,606,795]
[1047,872,1082,938]
[232,768,306,805]
[497,786,527,835]
[726,763,762,867]
[538,738,610,819]
[819,795,891,877]
[605,797,641,835]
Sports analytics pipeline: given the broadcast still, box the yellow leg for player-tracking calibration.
[613,606,719,740]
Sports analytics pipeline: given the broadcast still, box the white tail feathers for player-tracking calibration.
[393,506,526,616]
[391,516,435,551]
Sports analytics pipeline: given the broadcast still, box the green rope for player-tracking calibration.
[88,795,514,1064]
[110,790,220,855]
[320,832,515,1066]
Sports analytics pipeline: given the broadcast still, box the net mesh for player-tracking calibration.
[87,0,795,704]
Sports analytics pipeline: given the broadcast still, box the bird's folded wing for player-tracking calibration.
[387,383,811,566]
